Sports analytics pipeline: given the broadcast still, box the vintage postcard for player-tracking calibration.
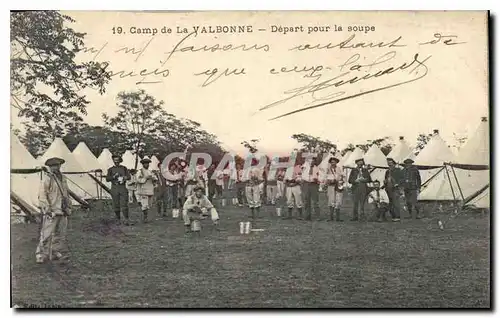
[10,10,490,308]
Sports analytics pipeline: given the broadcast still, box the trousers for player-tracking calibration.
[303,182,320,219]
[327,186,344,208]
[245,184,261,208]
[352,185,368,219]
[111,186,129,219]
[36,215,68,259]
[404,189,420,216]
[266,185,278,203]
[286,185,303,208]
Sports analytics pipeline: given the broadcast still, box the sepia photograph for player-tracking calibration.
[10,10,490,308]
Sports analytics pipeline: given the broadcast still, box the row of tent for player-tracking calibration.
[332,117,489,209]
[10,117,489,219]
[11,136,162,215]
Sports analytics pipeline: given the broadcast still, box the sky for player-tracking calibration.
[11,11,489,156]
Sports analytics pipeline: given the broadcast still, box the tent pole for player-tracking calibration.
[444,165,458,213]
[450,165,465,201]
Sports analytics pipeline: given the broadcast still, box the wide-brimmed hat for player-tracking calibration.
[193,185,205,192]
[329,157,340,164]
[45,157,65,167]
[112,154,123,163]
[354,158,365,164]
[386,157,396,164]
[140,157,152,164]
[403,158,415,164]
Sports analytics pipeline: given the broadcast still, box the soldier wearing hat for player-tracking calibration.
[182,185,220,233]
[243,159,264,219]
[36,157,71,264]
[322,156,345,222]
[301,156,323,221]
[106,154,132,225]
[136,157,158,223]
[402,158,422,219]
[383,158,404,222]
[348,158,372,221]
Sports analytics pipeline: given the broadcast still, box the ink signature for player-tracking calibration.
[260,51,431,120]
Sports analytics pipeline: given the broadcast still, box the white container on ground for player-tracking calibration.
[172,209,180,218]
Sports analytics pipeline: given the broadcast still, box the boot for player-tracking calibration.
[297,208,304,220]
[335,208,342,222]
[284,208,292,219]
[143,210,149,223]
[328,207,334,222]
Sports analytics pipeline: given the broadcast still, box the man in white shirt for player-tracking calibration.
[182,185,220,233]
[284,164,303,219]
[244,163,264,219]
[367,180,390,222]
[136,157,158,223]
[322,157,346,222]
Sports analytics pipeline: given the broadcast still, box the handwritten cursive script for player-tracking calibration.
[260,51,431,120]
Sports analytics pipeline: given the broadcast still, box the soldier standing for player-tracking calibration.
[106,154,132,225]
[36,157,71,264]
[301,157,322,221]
[383,158,403,222]
[136,157,158,223]
[402,158,422,219]
[244,161,264,219]
[284,164,303,220]
[348,158,372,221]
[323,157,345,222]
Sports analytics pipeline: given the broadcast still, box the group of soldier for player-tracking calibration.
[33,152,422,264]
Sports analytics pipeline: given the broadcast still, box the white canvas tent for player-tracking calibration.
[465,186,489,209]
[363,144,388,184]
[413,129,456,186]
[38,138,99,200]
[96,148,114,199]
[418,118,489,203]
[11,133,43,209]
[150,155,160,170]
[343,147,365,169]
[98,148,114,172]
[72,142,102,172]
[387,136,412,163]
[339,150,352,166]
[122,150,136,170]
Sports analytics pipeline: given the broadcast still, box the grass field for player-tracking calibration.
[11,192,490,308]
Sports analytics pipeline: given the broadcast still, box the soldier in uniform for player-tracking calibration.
[182,185,220,233]
[284,164,303,219]
[382,158,403,222]
[136,157,158,223]
[265,163,279,205]
[234,163,246,206]
[106,154,132,225]
[301,157,322,221]
[165,162,183,217]
[402,158,422,219]
[244,160,264,219]
[153,162,168,217]
[348,158,372,221]
[323,157,345,222]
[36,157,71,264]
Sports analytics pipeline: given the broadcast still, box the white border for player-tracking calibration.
[3,1,497,317]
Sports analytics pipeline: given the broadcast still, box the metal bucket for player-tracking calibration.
[192,220,201,232]
[172,209,179,218]
[276,207,282,216]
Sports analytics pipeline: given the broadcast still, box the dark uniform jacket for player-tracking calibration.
[348,168,372,189]
[402,166,421,190]
[384,167,404,191]
[106,165,131,187]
